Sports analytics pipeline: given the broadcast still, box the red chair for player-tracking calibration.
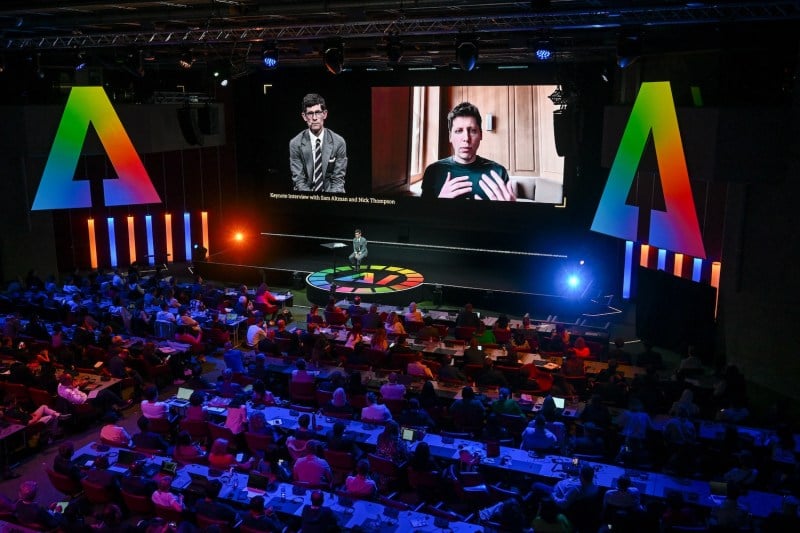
[367,453,406,492]
[81,477,114,505]
[154,504,183,524]
[245,431,278,458]
[381,398,406,418]
[316,389,333,407]
[324,449,356,485]
[407,467,440,503]
[289,380,317,406]
[196,514,235,533]
[207,423,237,451]
[324,310,348,326]
[121,489,154,516]
[179,419,209,445]
[45,467,82,498]
[3,382,30,405]
[364,348,387,369]
[28,387,57,409]
[493,329,512,344]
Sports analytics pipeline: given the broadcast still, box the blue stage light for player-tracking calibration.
[535,48,552,61]
[567,275,580,288]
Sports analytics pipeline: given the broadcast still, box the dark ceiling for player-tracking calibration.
[1,1,799,74]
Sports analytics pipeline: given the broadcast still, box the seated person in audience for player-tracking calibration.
[481,413,511,442]
[579,394,612,429]
[456,303,481,329]
[248,411,276,440]
[53,441,83,483]
[347,296,367,324]
[521,415,559,453]
[292,414,317,442]
[370,327,389,351]
[476,358,509,388]
[100,419,132,447]
[388,334,417,360]
[317,370,345,393]
[185,365,214,391]
[0,397,64,440]
[345,459,378,499]
[175,324,204,353]
[608,337,633,364]
[347,371,368,397]
[494,313,511,331]
[151,475,184,512]
[531,496,572,533]
[677,345,703,373]
[224,396,248,435]
[208,437,252,470]
[173,430,205,463]
[571,336,591,358]
[660,491,703,530]
[140,385,169,420]
[306,304,324,326]
[344,322,363,349]
[407,358,434,379]
[385,311,406,335]
[132,416,170,453]
[57,373,133,415]
[258,328,282,357]
[416,316,440,341]
[184,390,207,421]
[535,464,599,511]
[325,387,353,415]
[376,420,408,462]
[326,421,363,459]
[668,388,700,418]
[361,392,392,422]
[204,312,230,347]
[241,495,285,531]
[291,358,314,383]
[15,480,64,529]
[177,307,201,334]
[246,314,268,348]
[301,490,337,533]
[449,386,485,424]
[418,380,439,410]
[222,342,245,373]
[636,341,663,369]
[248,353,270,382]
[155,303,176,323]
[120,461,157,497]
[194,479,241,526]
[723,449,759,487]
[439,354,468,382]
[380,372,406,400]
[463,337,485,365]
[510,331,532,354]
[293,440,332,486]
[473,321,496,345]
[360,303,382,330]
[409,441,441,473]
[479,498,526,533]
[492,387,523,416]
[250,379,276,407]
[604,474,642,511]
[216,368,243,397]
[398,398,436,430]
[404,302,423,324]
[616,397,652,461]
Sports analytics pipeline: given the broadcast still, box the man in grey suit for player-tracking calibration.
[349,229,368,271]
[289,93,348,193]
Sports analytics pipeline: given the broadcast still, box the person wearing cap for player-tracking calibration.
[379,373,406,400]
[301,489,337,533]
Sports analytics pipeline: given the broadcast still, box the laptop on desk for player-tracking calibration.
[116,450,146,468]
[246,472,270,498]
[170,387,193,406]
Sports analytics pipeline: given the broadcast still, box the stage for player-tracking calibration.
[194,234,619,324]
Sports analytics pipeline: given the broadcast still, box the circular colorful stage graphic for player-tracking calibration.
[306,264,424,295]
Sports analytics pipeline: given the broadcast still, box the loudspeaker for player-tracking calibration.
[177,107,203,146]
[197,105,219,135]
[553,109,579,157]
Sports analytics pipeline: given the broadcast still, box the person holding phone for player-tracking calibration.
[421,101,516,201]
[289,93,348,193]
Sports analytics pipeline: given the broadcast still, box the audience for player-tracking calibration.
[345,459,378,499]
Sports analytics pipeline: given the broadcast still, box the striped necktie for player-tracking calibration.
[313,138,323,191]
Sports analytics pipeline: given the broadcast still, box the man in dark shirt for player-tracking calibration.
[301,490,337,533]
[476,359,509,389]
[347,296,367,325]
[439,355,468,383]
[15,481,63,529]
[194,479,240,526]
[360,304,382,330]
[462,338,485,366]
[241,495,285,531]
[456,303,481,329]
[449,387,485,429]
[53,442,83,484]
[131,416,170,452]
[398,398,436,430]
[119,462,157,497]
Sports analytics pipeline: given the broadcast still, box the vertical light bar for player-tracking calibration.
[87,219,98,269]
[127,216,136,264]
[107,217,118,268]
[657,249,667,271]
[639,244,650,268]
[622,240,633,299]
[164,213,173,263]
[184,212,192,262]
[673,253,684,278]
[145,215,155,266]
[692,257,703,282]
[201,211,209,258]
[710,261,722,318]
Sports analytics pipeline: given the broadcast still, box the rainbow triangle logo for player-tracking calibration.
[31,86,161,210]
[591,81,706,259]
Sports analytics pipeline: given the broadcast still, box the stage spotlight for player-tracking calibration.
[534,39,552,61]
[74,51,88,71]
[567,275,580,289]
[456,37,479,72]
[234,232,244,242]
[178,50,195,69]
[387,35,403,65]
[617,33,642,69]
[322,39,344,75]
[262,44,279,69]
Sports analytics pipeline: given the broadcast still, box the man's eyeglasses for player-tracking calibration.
[303,110,325,117]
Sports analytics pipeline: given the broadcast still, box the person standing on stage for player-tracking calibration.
[421,102,516,201]
[349,229,368,271]
[289,93,348,193]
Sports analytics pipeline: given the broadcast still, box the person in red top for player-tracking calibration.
[571,336,591,358]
